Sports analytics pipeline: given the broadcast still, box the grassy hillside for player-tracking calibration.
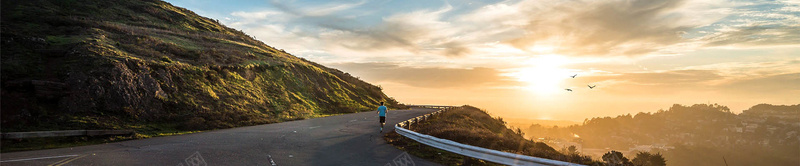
[1,0,403,134]
[385,106,598,165]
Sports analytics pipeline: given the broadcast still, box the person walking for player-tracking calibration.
[377,102,388,133]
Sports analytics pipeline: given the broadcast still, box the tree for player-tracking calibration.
[567,145,578,154]
[603,150,633,166]
[632,152,666,166]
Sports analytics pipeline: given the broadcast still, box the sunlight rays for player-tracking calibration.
[507,55,574,95]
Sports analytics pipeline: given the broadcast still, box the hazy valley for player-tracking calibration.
[518,103,799,166]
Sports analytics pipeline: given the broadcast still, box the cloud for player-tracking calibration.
[720,72,800,94]
[499,0,728,57]
[441,41,472,57]
[561,63,800,98]
[230,10,285,21]
[327,62,520,88]
[677,58,800,77]
[261,1,473,57]
[562,70,723,94]
[329,5,475,57]
[699,0,800,47]
[222,0,798,63]
[267,0,364,29]
[616,70,723,85]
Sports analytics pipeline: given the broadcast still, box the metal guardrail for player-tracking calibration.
[406,105,454,109]
[395,107,584,166]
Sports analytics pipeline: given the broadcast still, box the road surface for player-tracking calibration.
[1,108,440,166]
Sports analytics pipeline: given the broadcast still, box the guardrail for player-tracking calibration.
[395,107,584,166]
[406,105,454,109]
[1,130,134,139]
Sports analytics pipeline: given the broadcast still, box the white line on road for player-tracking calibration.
[268,155,278,166]
[309,126,321,129]
[0,155,79,163]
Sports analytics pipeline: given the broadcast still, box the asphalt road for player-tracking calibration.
[1,108,440,166]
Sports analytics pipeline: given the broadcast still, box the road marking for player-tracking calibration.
[0,155,78,163]
[47,157,73,166]
[49,157,74,166]
[309,126,321,129]
[48,155,87,166]
[267,155,278,166]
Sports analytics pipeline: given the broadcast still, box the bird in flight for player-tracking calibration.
[565,88,573,92]
[588,85,596,89]
[570,74,577,78]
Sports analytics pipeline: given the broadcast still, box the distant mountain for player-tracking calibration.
[740,103,799,119]
[1,0,402,132]
[524,103,800,166]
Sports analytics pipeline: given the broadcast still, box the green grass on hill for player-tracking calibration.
[1,0,404,151]
[385,106,600,165]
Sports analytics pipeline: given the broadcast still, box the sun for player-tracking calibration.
[509,55,572,95]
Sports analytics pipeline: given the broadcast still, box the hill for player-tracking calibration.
[1,0,402,133]
[385,106,599,165]
[524,103,800,166]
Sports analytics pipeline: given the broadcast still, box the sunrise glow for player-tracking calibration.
[509,55,573,95]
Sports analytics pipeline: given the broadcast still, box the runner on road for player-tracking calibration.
[377,102,388,133]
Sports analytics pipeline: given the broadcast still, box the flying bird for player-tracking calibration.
[588,85,596,89]
[570,74,577,78]
[565,88,573,92]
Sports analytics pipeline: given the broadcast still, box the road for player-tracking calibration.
[1,108,440,166]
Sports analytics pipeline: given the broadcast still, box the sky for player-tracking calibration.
[165,0,800,122]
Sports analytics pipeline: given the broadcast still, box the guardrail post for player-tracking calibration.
[409,119,415,130]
